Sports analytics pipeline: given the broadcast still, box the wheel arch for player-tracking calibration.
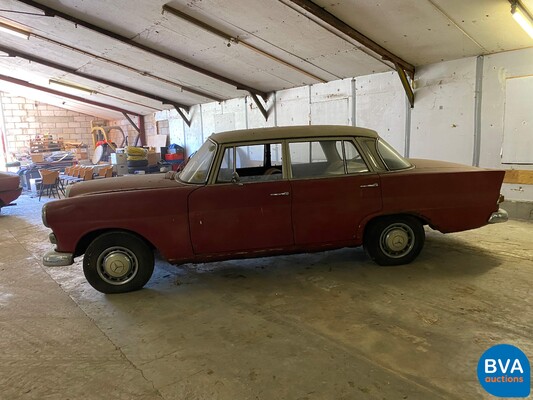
[74,228,155,258]
[361,213,427,266]
[359,212,429,240]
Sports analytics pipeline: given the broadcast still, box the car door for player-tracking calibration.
[288,139,382,245]
[188,142,293,255]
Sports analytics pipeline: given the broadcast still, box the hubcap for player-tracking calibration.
[97,246,138,285]
[379,223,415,258]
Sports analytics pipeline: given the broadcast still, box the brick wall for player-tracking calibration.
[108,113,157,148]
[0,92,108,160]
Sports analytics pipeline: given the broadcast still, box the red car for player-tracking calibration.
[0,172,22,213]
[42,126,507,293]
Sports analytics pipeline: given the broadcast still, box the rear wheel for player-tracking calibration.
[363,215,425,266]
[83,231,154,294]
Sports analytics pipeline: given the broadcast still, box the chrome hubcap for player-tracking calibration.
[97,246,138,285]
[379,223,415,258]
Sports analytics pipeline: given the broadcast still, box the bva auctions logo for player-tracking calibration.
[477,344,531,398]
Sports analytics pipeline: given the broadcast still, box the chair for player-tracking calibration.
[62,165,81,185]
[104,165,113,178]
[38,169,61,201]
[71,166,95,183]
[81,167,95,181]
[95,165,113,179]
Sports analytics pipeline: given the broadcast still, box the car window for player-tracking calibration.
[376,139,412,170]
[216,143,283,183]
[289,139,368,179]
[290,141,327,164]
[179,139,217,184]
[359,138,385,171]
[343,140,369,174]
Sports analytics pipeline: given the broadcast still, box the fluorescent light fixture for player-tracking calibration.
[511,1,533,39]
[0,21,30,40]
[49,79,97,95]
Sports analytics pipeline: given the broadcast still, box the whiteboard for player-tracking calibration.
[502,76,533,164]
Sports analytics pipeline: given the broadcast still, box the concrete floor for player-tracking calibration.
[1,192,532,400]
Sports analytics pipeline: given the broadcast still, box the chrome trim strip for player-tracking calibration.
[41,203,49,227]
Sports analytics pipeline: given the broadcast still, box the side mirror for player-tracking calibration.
[231,171,243,186]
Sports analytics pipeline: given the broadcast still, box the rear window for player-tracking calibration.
[377,139,411,171]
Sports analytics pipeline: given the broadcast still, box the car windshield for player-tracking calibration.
[178,139,217,184]
[377,139,412,171]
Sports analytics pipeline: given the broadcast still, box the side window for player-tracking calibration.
[236,145,263,168]
[289,139,368,179]
[359,138,385,171]
[344,141,369,174]
[216,143,283,183]
[289,141,327,164]
[217,147,235,182]
[290,140,341,178]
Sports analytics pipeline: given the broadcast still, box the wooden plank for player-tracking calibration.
[504,170,533,185]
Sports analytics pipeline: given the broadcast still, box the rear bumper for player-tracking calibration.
[43,249,74,267]
[488,208,508,224]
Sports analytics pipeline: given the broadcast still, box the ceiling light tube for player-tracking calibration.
[49,79,96,95]
[0,21,30,40]
[511,1,533,39]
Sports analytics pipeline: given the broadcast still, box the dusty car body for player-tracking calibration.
[0,172,22,212]
[42,126,507,293]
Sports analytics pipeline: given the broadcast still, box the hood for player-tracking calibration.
[68,173,188,197]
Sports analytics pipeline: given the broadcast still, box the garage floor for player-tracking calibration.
[1,193,532,399]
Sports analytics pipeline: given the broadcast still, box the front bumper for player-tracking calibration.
[488,208,508,224]
[43,249,74,267]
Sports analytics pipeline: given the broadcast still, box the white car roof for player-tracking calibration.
[210,125,378,145]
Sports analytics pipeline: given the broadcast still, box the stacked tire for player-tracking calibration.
[126,146,148,174]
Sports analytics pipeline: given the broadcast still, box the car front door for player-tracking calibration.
[288,139,382,245]
[188,142,293,255]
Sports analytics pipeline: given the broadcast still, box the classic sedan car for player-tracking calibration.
[42,126,507,293]
[0,171,22,213]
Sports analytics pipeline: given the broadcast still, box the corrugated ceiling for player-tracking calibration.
[0,0,531,119]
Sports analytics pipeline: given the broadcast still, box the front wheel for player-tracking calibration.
[83,231,154,294]
[363,216,425,266]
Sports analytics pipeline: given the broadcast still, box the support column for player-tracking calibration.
[473,55,484,167]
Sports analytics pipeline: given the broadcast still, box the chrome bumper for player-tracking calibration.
[43,249,74,267]
[488,208,508,224]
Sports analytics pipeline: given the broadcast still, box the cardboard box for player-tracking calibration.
[146,152,160,166]
[72,148,88,160]
[31,153,44,163]
[111,153,127,165]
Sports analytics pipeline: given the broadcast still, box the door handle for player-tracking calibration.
[360,183,379,188]
[270,191,290,196]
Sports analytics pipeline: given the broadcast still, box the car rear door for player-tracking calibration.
[288,139,382,246]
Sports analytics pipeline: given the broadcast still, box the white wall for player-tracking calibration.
[155,73,406,156]
[356,72,406,152]
[410,58,477,164]
[155,48,533,202]
[481,49,533,202]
